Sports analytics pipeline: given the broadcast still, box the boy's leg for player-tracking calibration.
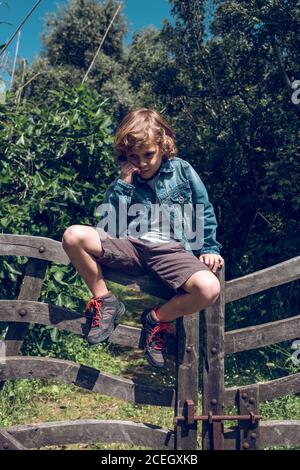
[142,241,221,322]
[152,270,220,323]
[62,226,146,344]
[138,241,221,367]
[140,270,220,368]
[62,224,108,298]
[61,225,125,344]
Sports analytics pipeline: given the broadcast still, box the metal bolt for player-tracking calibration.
[249,397,256,404]
[243,442,250,450]
[3,443,9,449]
[241,392,248,399]
[39,245,45,253]
[250,433,257,439]
[186,346,192,353]
[211,399,217,405]
[19,308,27,317]
[211,347,217,354]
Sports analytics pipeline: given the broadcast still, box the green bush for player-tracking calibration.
[0,83,119,299]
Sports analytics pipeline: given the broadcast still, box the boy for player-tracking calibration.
[62,108,224,368]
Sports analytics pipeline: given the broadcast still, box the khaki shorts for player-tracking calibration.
[92,228,211,295]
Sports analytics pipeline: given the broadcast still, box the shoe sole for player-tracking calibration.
[87,303,126,345]
[144,349,167,369]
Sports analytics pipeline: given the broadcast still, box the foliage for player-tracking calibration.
[14,0,138,124]
[42,0,128,68]
[159,0,300,269]
[0,83,118,301]
[0,83,117,236]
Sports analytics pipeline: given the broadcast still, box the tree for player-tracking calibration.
[14,0,139,124]
[42,0,127,69]
[0,84,118,242]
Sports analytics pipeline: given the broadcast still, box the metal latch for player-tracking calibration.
[174,399,262,425]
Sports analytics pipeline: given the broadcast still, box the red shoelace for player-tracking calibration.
[146,322,173,351]
[85,297,102,328]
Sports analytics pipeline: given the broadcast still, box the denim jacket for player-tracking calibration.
[100,156,222,256]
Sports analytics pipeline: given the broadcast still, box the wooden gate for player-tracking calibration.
[202,254,300,449]
[0,234,299,450]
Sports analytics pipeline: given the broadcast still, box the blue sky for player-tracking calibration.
[1,0,173,64]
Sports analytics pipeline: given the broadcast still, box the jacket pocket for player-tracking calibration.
[168,181,193,204]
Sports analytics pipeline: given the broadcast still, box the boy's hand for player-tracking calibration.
[120,161,140,184]
[198,253,224,274]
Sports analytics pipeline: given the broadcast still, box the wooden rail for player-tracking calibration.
[0,420,174,450]
[0,357,175,407]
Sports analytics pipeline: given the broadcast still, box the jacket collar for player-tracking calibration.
[159,157,174,174]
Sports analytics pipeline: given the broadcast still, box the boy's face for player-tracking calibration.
[126,141,164,180]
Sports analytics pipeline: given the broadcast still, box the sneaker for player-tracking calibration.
[84,291,125,345]
[140,306,174,369]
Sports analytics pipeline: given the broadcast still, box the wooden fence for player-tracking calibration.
[0,233,299,450]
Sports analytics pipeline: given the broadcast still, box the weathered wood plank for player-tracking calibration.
[0,357,175,407]
[225,256,300,304]
[225,313,300,354]
[0,299,85,335]
[3,236,299,304]
[224,421,300,449]
[3,259,49,356]
[0,258,49,391]
[0,234,70,265]
[237,387,260,450]
[258,420,300,448]
[225,372,300,407]
[0,430,27,450]
[201,267,225,450]
[0,234,177,299]
[175,314,199,450]
[2,420,174,449]
[0,300,177,353]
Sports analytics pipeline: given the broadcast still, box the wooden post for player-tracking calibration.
[175,312,200,450]
[4,258,48,355]
[0,258,48,391]
[201,266,225,450]
[238,387,260,450]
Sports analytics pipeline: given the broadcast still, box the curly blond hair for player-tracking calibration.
[115,108,177,160]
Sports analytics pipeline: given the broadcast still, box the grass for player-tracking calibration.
[1,280,300,450]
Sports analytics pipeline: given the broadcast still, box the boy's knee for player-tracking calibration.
[62,225,85,248]
[191,274,221,305]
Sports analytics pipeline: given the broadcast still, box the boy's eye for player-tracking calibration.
[129,152,154,159]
